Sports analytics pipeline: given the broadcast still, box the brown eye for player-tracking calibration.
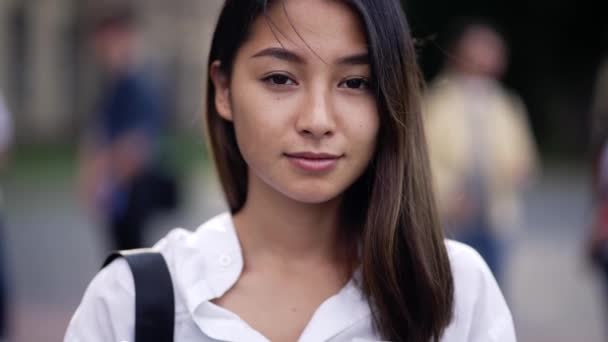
[340,78,369,90]
[263,74,296,86]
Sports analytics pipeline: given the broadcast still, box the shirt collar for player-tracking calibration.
[298,270,372,342]
[172,212,372,340]
[173,212,244,314]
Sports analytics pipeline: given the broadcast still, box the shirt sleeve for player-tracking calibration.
[445,241,517,342]
[64,259,135,342]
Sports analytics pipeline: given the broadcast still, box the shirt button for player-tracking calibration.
[218,254,232,267]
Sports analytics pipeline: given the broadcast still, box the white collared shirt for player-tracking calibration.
[64,212,516,342]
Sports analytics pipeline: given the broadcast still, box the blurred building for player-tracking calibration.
[0,0,222,144]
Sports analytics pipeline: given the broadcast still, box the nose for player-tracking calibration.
[295,89,335,139]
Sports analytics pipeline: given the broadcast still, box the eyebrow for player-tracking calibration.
[251,47,305,63]
[335,52,369,65]
[250,47,369,66]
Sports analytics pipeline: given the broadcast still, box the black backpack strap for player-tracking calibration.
[103,249,174,342]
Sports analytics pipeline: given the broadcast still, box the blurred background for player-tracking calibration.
[0,0,605,341]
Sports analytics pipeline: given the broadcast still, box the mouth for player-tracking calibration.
[284,152,343,172]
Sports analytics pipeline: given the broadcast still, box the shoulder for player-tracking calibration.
[445,239,502,304]
[95,212,236,296]
[64,256,135,342]
[442,240,517,341]
[488,84,527,118]
[154,212,240,275]
[445,239,491,277]
[65,212,237,341]
[445,240,498,308]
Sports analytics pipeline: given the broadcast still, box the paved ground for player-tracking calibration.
[0,163,603,342]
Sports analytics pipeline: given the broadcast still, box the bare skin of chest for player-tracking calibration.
[212,266,347,341]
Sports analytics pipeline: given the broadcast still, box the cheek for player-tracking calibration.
[358,113,379,144]
[231,108,272,165]
[341,99,379,155]
[229,86,294,164]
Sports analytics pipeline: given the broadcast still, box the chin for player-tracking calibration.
[289,193,338,204]
[280,183,343,204]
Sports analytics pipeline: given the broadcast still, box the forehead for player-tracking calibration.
[242,0,368,61]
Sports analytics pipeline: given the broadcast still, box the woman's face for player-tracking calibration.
[211,0,379,204]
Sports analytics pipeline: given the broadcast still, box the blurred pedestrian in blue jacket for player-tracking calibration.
[78,6,178,251]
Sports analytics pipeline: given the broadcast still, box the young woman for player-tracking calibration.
[65,0,516,341]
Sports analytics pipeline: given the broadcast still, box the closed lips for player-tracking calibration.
[284,152,343,172]
[284,152,342,160]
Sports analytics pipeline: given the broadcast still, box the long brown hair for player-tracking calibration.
[205,1,453,340]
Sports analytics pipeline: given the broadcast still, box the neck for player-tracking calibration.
[233,175,346,267]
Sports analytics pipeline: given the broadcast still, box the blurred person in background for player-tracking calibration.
[424,20,539,285]
[589,46,608,325]
[0,90,13,341]
[78,5,178,251]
